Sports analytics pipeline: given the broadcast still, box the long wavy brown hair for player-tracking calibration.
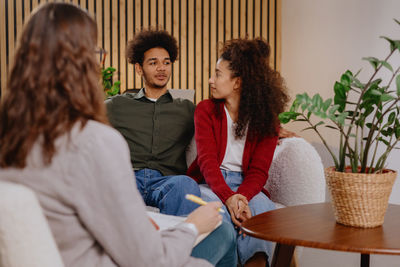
[217,38,289,139]
[0,3,108,168]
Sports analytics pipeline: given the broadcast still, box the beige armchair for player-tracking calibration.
[0,181,64,267]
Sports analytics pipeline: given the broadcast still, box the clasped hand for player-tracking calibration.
[225,194,252,227]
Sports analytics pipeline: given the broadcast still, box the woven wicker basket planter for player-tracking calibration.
[325,167,397,228]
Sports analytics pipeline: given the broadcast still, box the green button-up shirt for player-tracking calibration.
[106,89,195,176]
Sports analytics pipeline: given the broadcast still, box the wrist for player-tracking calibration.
[179,222,199,237]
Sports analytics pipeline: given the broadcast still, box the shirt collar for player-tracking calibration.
[134,88,173,103]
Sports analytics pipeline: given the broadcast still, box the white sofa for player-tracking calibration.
[185,136,326,208]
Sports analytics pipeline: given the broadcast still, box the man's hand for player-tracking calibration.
[279,127,299,139]
[278,127,299,145]
[225,194,250,227]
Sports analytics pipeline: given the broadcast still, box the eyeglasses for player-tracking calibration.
[95,47,107,66]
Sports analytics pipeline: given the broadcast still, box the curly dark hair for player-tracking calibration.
[126,28,178,65]
[219,38,289,139]
[0,3,108,168]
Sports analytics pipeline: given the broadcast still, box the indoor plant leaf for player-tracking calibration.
[362,57,380,69]
[396,74,400,96]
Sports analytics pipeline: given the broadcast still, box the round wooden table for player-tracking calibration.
[241,203,400,267]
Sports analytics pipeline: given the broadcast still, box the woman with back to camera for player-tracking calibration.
[0,3,237,267]
[188,38,289,266]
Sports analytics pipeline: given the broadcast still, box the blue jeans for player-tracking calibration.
[191,221,238,267]
[200,169,275,265]
[134,168,200,216]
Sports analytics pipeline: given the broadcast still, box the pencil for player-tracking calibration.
[185,194,225,213]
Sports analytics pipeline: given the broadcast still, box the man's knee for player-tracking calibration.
[171,175,200,195]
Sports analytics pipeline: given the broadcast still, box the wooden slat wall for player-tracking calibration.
[0,0,281,103]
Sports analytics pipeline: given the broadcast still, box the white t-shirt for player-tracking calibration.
[220,106,247,172]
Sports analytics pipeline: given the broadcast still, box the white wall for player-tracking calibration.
[281,0,400,204]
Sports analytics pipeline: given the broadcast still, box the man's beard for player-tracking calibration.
[142,72,169,89]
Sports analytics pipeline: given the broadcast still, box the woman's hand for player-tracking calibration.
[185,202,223,235]
[238,200,252,221]
[225,194,250,227]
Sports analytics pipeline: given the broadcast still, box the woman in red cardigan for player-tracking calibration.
[187,38,288,267]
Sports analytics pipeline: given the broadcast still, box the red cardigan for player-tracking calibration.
[187,99,278,203]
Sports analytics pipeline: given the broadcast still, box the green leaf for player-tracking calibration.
[380,36,396,51]
[334,82,345,97]
[334,82,347,112]
[345,70,353,76]
[380,60,393,72]
[388,112,396,125]
[395,125,400,139]
[296,93,310,104]
[395,40,400,51]
[396,74,400,96]
[378,137,390,146]
[278,112,299,123]
[395,18,400,26]
[352,77,364,88]
[337,112,348,125]
[314,111,327,119]
[341,73,351,86]
[301,126,315,132]
[362,56,380,69]
[325,125,338,130]
[370,89,382,96]
[363,106,374,118]
[278,113,290,124]
[301,103,309,112]
[311,94,323,110]
[329,105,340,115]
[380,94,395,102]
[315,121,325,127]
[322,99,332,112]
[105,67,116,72]
[356,118,365,127]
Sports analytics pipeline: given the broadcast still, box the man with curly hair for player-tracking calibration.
[106,29,200,216]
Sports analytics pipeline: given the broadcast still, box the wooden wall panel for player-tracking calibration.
[180,0,187,89]
[187,0,194,90]
[127,0,134,89]
[0,0,281,103]
[0,1,6,97]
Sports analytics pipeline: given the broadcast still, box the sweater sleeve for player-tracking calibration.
[236,134,278,201]
[69,126,211,267]
[194,101,235,203]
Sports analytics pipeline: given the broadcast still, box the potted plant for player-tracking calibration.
[279,20,400,228]
[102,66,120,98]
[98,49,120,98]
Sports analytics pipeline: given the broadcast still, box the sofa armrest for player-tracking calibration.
[265,137,325,207]
[0,181,64,267]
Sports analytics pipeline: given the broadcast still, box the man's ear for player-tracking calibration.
[135,63,143,76]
